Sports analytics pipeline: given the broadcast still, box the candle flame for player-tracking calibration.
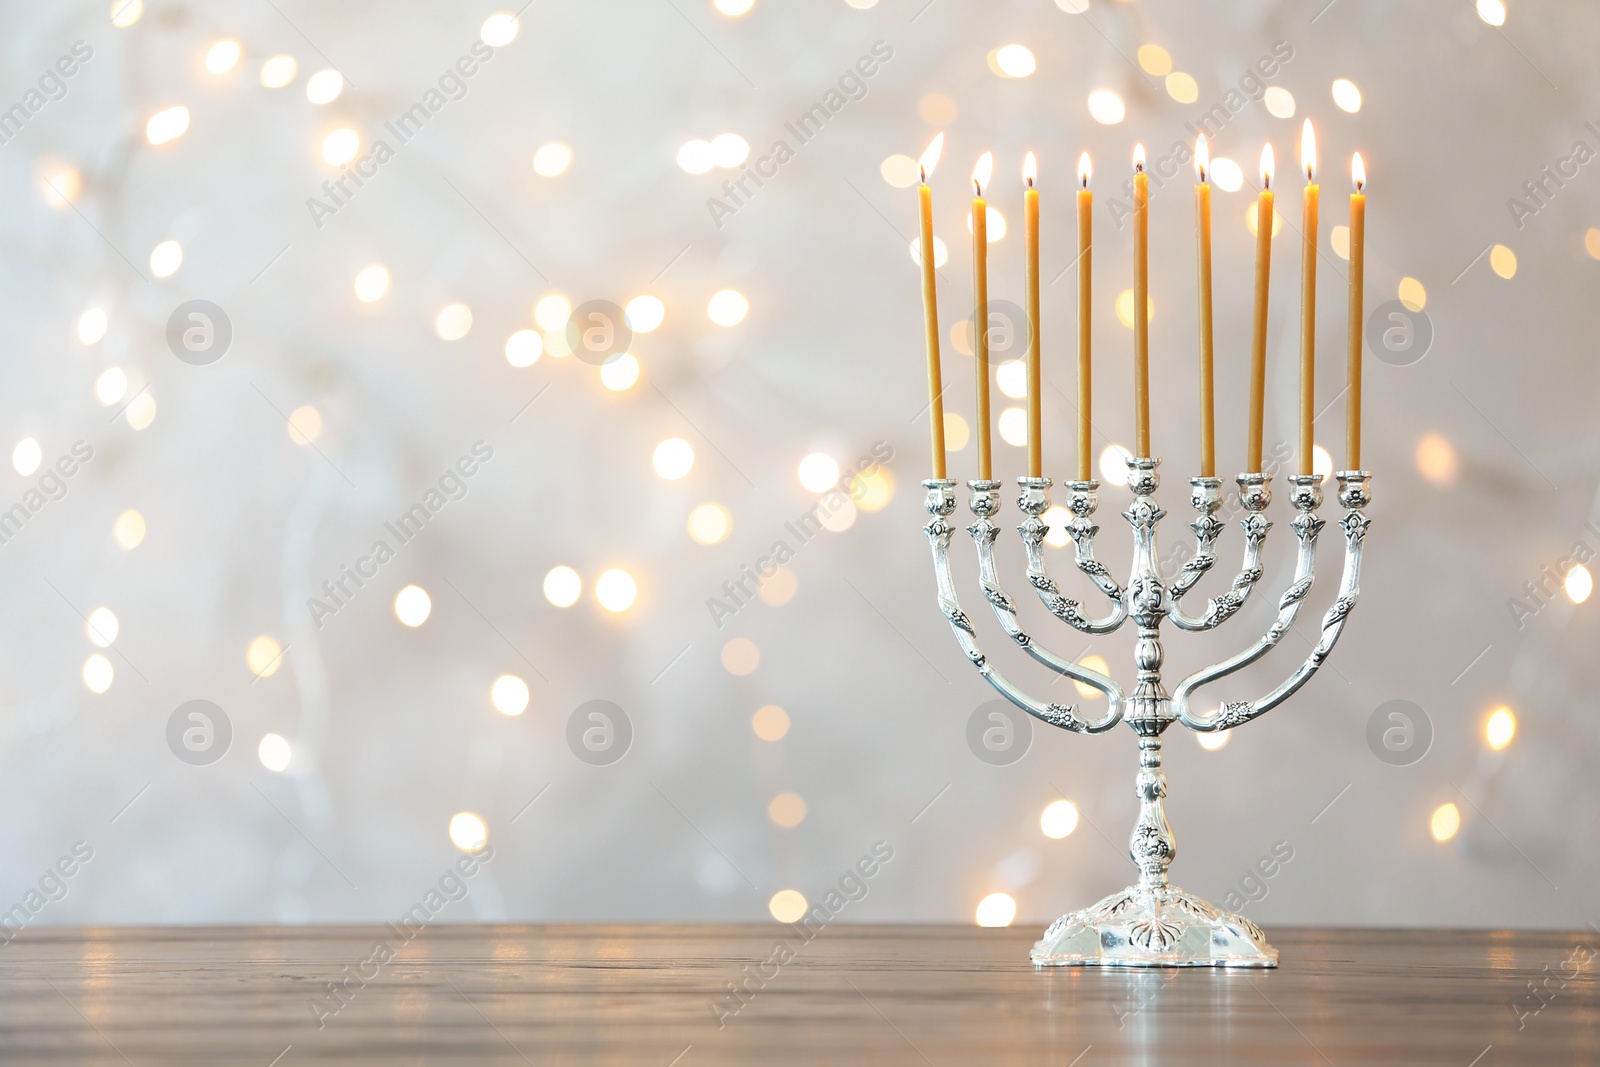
[1300,118,1316,182]
[918,133,944,182]
[1352,151,1365,192]
[1023,151,1037,187]
[1195,134,1209,183]
[1078,152,1092,188]
[1133,143,1146,173]
[972,151,993,194]
[1260,143,1275,189]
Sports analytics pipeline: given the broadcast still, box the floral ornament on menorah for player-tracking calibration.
[912,125,1372,966]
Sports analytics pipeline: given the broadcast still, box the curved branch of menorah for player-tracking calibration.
[1014,478,1128,635]
[923,479,1124,734]
[1172,472,1371,732]
[1169,474,1273,631]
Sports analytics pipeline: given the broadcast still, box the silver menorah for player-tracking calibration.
[924,457,1372,967]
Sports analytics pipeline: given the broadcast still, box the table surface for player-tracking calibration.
[1,924,1596,1065]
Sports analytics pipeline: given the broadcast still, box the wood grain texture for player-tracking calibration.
[0,925,1595,1064]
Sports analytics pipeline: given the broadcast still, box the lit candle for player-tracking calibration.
[1195,135,1215,478]
[1298,119,1318,477]
[1024,152,1041,478]
[1248,143,1275,473]
[972,151,994,480]
[1076,153,1092,481]
[1347,152,1366,471]
[918,134,947,479]
[1132,144,1150,458]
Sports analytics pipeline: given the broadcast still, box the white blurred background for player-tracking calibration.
[0,0,1596,932]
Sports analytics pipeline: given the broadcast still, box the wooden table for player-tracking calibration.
[1,925,1595,1064]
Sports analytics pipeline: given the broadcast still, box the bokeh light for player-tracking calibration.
[1332,78,1362,112]
[707,289,749,326]
[768,792,807,828]
[1073,654,1109,699]
[449,812,489,851]
[1485,706,1516,750]
[677,140,715,174]
[996,359,1028,399]
[1263,87,1296,119]
[994,44,1036,78]
[114,509,146,550]
[83,654,114,694]
[149,240,183,279]
[111,0,144,28]
[259,733,292,772]
[624,295,665,332]
[1430,803,1461,842]
[146,107,191,146]
[997,406,1028,447]
[1209,157,1244,192]
[1042,505,1072,548]
[1100,444,1133,486]
[86,607,119,648]
[1087,89,1125,124]
[752,704,790,741]
[480,13,520,46]
[909,235,949,268]
[1137,44,1171,76]
[1115,290,1155,328]
[880,154,920,188]
[287,405,322,445]
[205,40,241,75]
[533,142,572,177]
[721,637,760,675]
[394,585,432,627]
[1566,563,1593,604]
[688,502,732,544]
[944,412,970,451]
[798,453,840,493]
[1490,244,1517,279]
[260,55,298,88]
[757,566,798,605]
[247,635,283,677]
[1399,276,1427,312]
[435,303,473,341]
[1476,0,1506,26]
[711,133,750,167]
[534,293,573,331]
[1165,72,1199,103]
[354,264,390,302]
[492,674,530,716]
[1040,799,1079,839]
[1197,730,1232,751]
[769,889,808,923]
[543,566,582,607]
[653,438,695,480]
[322,128,360,167]
[306,69,344,104]
[12,437,42,476]
[596,568,638,612]
[975,892,1017,927]
[506,329,543,367]
[599,353,640,390]
[1415,434,1458,485]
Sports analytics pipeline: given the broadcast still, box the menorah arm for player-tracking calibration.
[1016,478,1128,636]
[923,480,1124,735]
[1173,474,1371,732]
[1170,474,1272,632]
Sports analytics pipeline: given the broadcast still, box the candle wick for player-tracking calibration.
[1026,176,1033,189]
[1135,162,1144,174]
[1199,166,1207,184]
[919,165,926,184]
[973,179,982,196]
[1263,173,1271,191]
[1355,179,1364,193]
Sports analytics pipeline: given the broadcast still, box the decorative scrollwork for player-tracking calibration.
[1039,704,1081,731]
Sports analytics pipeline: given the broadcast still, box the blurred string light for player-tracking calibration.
[598,353,639,391]
[96,368,128,406]
[110,0,142,28]
[450,812,489,851]
[1197,730,1231,751]
[653,438,695,480]
[306,69,344,104]
[997,406,1028,447]
[492,674,530,715]
[996,359,1027,399]
[247,635,283,677]
[1415,433,1458,485]
[322,128,360,166]
[259,733,292,772]
[1040,799,1079,838]
[77,307,108,344]
[1399,276,1427,311]
[12,438,42,476]
[768,792,806,828]
[1209,157,1244,191]
[624,295,664,332]
[206,40,241,75]
[353,264,390,302]
[752,704,789,741]
[1490,244,1517,279]
[287,406,322,445]
[534,293,571,331]
[1100,443,1133,486]
[1115,289,1155,327]
[1137,44,1171,76]
[943,412,970,451]
[722,637,759,675]
[769,889,807,923]
[114,509,146,549]
[1567,563,1593,604]
[533,142,572,177]
[880,154,919,188]
[1485,706,1516,750]
[991,44,1036,78]
[1042,505,1071,547]
[706,289,748,326]
[1430,803,1461,842]
[1312,445,1333,482]
[146,106,190,146]
[849,467,893,511]
[757,566,797,605]
[595,568,637,612]
[394,585,432,627]
[1055,0,1088,11]
[86,607,118,647]
[1585,228,1600,260]
[1476,0,1506,26]
[966,204,1007,241]
[435,303,473,340]
[481,13,520,46]
[1073,654,1109,698]
[83,654,114,694]
[126,392,157,431]
[149,240,183,279]
[543,566,582,607]
[714,0,756,15]
[909,234,949,268]
[38,163,81,207]
[1264,86,1296,119]
[975,892,1017,927]
[1244,204,1284,237]
[1332,78,1362,113]
[1087,89,1125,125]
[1165,72,1199,104]
[1331,225,1350,259]
[797,452,839,493]
[688,502,732,544]
[711,133,749,168]
[260,55,298,88]
[677,140,715,174]
[505,329,543,367]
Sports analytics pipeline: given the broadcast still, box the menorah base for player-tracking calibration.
[1030,883,1279,968]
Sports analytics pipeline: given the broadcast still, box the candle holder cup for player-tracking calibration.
[923,456,1371,967]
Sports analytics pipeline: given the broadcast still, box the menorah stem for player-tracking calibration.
[1131,734,1175,894]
